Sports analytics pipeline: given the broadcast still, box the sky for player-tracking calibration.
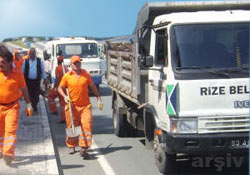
[0,0,181,41]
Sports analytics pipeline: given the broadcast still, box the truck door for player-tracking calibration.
[148,28,169,129]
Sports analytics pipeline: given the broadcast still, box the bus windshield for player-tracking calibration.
[56,43,98,58]
[171,23,249,70]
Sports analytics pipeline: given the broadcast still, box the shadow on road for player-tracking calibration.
[139,139,249,175]
[61,164,85,169]
[11,155,56,168]
[82,144,132,160]
[93,115,113,134]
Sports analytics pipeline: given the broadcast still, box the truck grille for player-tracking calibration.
[88,69,101,75]
[198,115,249,133]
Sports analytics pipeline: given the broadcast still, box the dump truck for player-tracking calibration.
[106,1,250,174]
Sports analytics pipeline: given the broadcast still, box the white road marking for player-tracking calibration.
[92,139,116,175]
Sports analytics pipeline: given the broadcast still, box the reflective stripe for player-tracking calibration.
[0,136,15,140]
[79,136,92,140]
[82,131,92,135]
[0,142,15,146]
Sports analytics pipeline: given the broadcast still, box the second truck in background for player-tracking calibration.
[43,37,104,91]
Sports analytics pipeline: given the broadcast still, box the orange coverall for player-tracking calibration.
[59,69,93,149]
[0,68,26,159]
[13,50,24,98]
[13,50,24,70]
[47,65,68,121]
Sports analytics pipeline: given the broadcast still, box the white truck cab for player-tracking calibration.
[150,9,249,133]
[44,37,103,89]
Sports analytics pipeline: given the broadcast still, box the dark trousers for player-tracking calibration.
[25,78,41,112]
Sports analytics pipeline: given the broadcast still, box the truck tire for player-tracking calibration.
[112,99,127,137]
[154,133,176,174]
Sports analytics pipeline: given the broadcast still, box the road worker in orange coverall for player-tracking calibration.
[13,50,25,99]
[58,55,103,159]
[0,45,32,166]
[13,49,24,70]
[47,56,68,122]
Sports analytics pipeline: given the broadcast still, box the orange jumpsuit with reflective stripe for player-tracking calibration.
[0,68,26,158]
[59,69,93,149]
[47,65,68,121]
[13,50,24,98]
[47,88,58,113]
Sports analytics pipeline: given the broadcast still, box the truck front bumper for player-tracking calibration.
[91,75,102,85]
[164,132,249,155]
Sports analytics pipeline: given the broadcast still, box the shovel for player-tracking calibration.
[65,94,82,137]
[62,62,82,137]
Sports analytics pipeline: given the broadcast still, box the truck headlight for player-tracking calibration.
[171,118,197,134]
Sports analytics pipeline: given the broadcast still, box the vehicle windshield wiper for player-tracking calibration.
[176,66,230,78]
[221,65,249,73]
[176,66,212,70]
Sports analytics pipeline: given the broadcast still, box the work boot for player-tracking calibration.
[68,147,75,154]
[3,155,12,166]
[80,148,90,159]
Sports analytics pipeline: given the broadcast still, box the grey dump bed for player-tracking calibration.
[106,45,145,105]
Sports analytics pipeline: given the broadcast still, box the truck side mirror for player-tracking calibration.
[139,55,153,67]
[137,26,151,56]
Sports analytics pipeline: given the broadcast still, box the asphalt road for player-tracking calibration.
[45,84,248,175]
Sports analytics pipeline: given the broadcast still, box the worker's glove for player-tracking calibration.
[98,100,103,111]
[25,103,33,118]
[64,96,71,103]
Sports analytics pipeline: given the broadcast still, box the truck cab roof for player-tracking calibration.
[136,1,250,31]
[46,37,97,45]
[135,1,250,56]
[153,10,250,26]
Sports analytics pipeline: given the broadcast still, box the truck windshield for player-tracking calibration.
[171,23,249,70]
[56,43,98,58]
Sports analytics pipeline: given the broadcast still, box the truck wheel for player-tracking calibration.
[112,99,127,137]
[154,133,176,174]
